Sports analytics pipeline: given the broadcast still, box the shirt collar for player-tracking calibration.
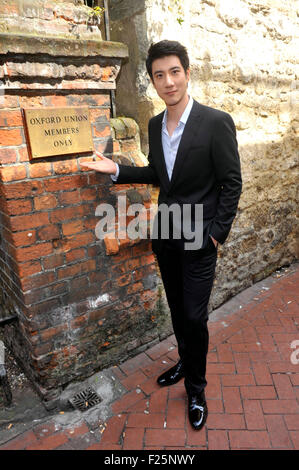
[162,96,194,128]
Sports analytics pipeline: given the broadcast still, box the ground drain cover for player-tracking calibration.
[68,387,102,412]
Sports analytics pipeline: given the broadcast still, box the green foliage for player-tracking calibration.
[168,0,184,26]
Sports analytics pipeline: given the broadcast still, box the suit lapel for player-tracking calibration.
[151,113,171,190]
[168,101,202,191]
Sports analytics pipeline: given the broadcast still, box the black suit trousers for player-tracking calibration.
[156,237,218,396]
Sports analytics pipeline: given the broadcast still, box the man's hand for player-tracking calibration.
[79,151,117,175]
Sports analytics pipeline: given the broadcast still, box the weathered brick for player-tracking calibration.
[0,128,23,146]
[37,224,60,241]
[1,180,44,199]
[43,174,88,192]
[17,259,42,277]
[57,259,96,279]
[53,159,78,174]
[58,190,80,205]
[29,162,52,178]
[0,147,17,164]
[104,235,119,255]
[34,194,57,211]
[10,212,49,231]
[13,242,53,262]
[0,164,27,182]
[4,198,32,215]
[0,109,23,127]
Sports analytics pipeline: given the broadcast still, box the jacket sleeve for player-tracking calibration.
[114,120,159,185]
[209,113,242,244]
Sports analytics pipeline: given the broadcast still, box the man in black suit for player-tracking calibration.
[80,40,242,430]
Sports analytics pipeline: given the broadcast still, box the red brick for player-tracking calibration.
[1,180,44,199]
[284,415,299,430]
[290,431,299,448]
[43,174,88,192]
[10,212,49,231]
[228,430,271,449]
[0,109,23,127]
[58,190,80,205]
[104,235,119,255]
[251,363,273,385]
[0,128,23,146]
[265,415,293,448]
[206,413,245,429]
[62,219,85,236]
[9,229,37,247]
[243,400,266,430]
[65,248,86,263]
[126,413,164,429]
[222,387,243,413]
[53,159,78,174]
[240,386,277,400]
[122,427,145,450]
[20,271,56,291]
[145,428,185,447]
[207,430,229,450]
[216,343,234,362]
[0,164,27,182]
[29,162,52,178]
[261,399,299,414]
[57,259,96,279]
[166,399,186,428]
[34,194,57,211]
[98,415,126,445]
[37,224,60,241]
[206,363,235,375]
[148,388,168,414]
[42,253,64,269]
[5,198,32,215]
[0,148,17,164]
[50,205,85,223]
[221,374,255,386]
[18,146,29,162]
[112,390,146,413]
[26,432,69,450]
[272,373,296,399]
[17,259,42,277]
[13,242,53,262]
[60,232,95,251]
[206,375,222,399]
[80,187,96,201]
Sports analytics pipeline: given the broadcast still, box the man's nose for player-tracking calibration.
[165,74,174,86]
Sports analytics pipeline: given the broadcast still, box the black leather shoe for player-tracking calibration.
[188,392,208,431]
[157,360,184,387]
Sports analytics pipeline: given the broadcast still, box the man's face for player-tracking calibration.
[151,55,190,107]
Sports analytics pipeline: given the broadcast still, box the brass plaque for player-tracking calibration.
[23,107,94,159]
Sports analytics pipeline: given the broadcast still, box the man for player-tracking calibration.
[80,40,242,430]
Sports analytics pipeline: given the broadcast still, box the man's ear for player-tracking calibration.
[186,67,190,82]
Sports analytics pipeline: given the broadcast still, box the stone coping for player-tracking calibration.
[0,33,128,59]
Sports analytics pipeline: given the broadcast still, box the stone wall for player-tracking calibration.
[110,0,299,305]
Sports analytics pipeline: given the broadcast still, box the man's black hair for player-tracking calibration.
[146,40,190,79]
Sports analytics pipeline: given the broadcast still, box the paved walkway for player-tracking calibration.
[0,262,298,450]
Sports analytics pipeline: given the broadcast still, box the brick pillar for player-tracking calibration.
[0,1,170,409]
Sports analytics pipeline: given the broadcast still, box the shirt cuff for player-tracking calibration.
[110,163,119,182]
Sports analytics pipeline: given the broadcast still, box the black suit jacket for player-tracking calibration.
[116,100,242,254]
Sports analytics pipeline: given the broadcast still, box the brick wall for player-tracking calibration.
[0,1,171,409]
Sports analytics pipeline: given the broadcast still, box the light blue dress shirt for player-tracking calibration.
[111,96,194,182]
